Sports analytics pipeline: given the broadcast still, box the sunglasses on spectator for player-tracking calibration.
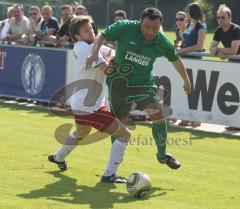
[217,16,226,20]
[176,17,185,21]
[30,12,37,16]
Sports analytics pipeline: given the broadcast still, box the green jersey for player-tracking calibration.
[102,20,179,87]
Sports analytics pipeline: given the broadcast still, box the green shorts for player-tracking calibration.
[110,85,161,118]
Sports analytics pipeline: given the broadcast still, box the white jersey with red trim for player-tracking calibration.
[70,41,112,115]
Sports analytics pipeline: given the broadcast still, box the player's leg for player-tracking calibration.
[101,116,130,183]
[48,123,91,171]
[138,88,181,169]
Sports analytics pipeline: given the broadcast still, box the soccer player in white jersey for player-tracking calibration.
[48,16,130,183]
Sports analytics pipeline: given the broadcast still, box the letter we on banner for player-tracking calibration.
[153,57,240,127]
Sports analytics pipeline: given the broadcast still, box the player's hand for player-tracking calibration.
[183,80,191,94]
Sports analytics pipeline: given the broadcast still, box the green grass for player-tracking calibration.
[0,102,240,209]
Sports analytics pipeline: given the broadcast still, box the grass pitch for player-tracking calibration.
[0,102,239,209]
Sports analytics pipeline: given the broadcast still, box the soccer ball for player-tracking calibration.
[126,172,152,198]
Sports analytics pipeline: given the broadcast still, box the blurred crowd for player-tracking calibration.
[0,4,127,48]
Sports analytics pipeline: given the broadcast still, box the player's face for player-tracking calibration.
[79,23,95,43]
[217,11,231,28]
[141,17,161,42]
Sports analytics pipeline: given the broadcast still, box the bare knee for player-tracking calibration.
[73,124,92,139]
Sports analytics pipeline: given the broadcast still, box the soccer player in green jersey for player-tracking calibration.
[86,8,191,173]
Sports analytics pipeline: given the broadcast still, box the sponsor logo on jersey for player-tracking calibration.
[124,50,151,66]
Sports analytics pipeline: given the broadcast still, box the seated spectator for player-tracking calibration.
[169,11,188,124]
[2,4,30,44]
[0,6,14,41]
[26,6,43,45]
[75,5,98,35]
[114,10,127,22]
[49,5,74,47]
[36,5,59,43]
[29,6,43,34]
[177,3,207,127]
[175,11,187,48]
[210,4,240,61]
[210,4,240,131]
[177,3,206,55]
[75,5,88,16]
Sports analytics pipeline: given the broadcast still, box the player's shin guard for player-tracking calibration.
[152,120,167,159]
[104,139,127,176]
[55,133,79,162]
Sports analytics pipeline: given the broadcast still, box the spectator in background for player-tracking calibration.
[2,4,29,44]
[114,10,127,22]
[49,5,74,47]
[175,11,187,48]
[168,11,188,124]
[177,3,206,55]
[29,6,43,34]
[27,6,43,45]
[0,6,14,41]
[177,3,207,127]
[210,4,240,131]
[75,5,88,15]
[36,5,59,42]
[75,5,98,35]
[210,4,240,61]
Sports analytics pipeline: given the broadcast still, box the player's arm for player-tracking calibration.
[172,58,191,94]
[86,33,106,70]
[97,62,108,73]
[86,20,127,69]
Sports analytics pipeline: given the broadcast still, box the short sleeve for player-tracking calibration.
[74,42,105,69]
[163,36,179,62]
[213,27,221,42]
[101,20,131,41]
[232,26,240,41]
[100,45,112,58]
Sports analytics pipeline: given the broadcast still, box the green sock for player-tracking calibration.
[152,120,167,159]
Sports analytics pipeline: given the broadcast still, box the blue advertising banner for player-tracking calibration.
[0,44,67,101]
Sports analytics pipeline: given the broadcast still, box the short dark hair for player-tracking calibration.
[69,15,92,42]
[186,3,204,22]
[114,10,127,19]
[141,7,163,22]
[61,5,72,11]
